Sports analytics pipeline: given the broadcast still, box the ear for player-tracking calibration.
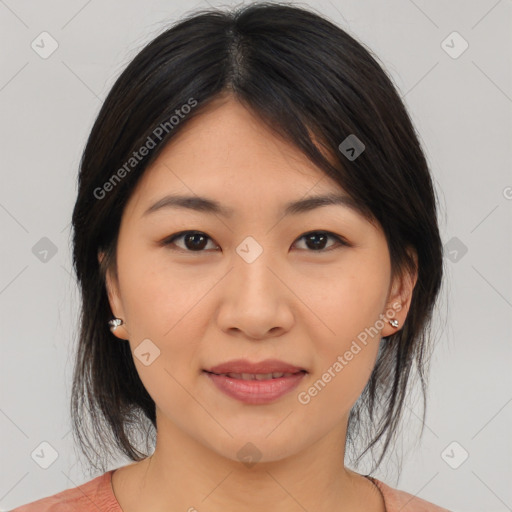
[98,250,130,340]
[380,247,418,338]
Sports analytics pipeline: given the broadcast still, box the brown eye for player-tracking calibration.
[163,231,218,252]
[294,231,347,252]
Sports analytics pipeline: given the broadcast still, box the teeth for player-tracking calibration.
[223,372,296,380]
[255,373,275,380]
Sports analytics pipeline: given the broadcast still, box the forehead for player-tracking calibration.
[132,98,341,197]
[121,96,373,227]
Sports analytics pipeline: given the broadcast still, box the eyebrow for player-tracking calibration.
[142,193,366,219]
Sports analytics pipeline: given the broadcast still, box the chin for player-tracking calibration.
[198,430,304,467]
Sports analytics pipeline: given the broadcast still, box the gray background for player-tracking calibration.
[1,0,511,510]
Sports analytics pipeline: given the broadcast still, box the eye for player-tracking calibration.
[161,230,350,253]
[162,231,217,252]
[294,231,349,252]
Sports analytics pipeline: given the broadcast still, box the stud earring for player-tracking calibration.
[389,319,399,328]
[108,317,124,332]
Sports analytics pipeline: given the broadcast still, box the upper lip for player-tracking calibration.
[204,359,307,375]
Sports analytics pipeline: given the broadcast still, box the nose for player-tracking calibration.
[215,244,295,340]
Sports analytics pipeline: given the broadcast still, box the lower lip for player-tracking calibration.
[204,371,306,404]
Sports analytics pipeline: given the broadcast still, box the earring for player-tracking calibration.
[108,317,124,332]
[388,319,399,328]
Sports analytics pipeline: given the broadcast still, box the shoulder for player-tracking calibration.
[9,470,120,512]
[370,477,453,512]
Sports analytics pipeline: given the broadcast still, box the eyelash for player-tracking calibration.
[161,230,350,254]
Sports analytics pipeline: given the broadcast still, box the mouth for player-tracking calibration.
[202,359,308,404]
[202,368,307,404]
[203,358,308,377]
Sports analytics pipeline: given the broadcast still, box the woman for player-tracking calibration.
[12,2,450,511]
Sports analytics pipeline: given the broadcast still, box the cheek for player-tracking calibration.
[296,348,376,437]
[117,247,218,392]
[302,261,389,353]
[117,239,206,336]
[298,255,389,407]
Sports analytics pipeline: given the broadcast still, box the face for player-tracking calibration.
[101,95,416,464]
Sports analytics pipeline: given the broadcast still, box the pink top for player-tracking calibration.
[10,470,452,511]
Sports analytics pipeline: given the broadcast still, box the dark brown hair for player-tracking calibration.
[70,1,444,476]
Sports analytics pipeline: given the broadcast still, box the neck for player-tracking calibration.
[112,414,385,512]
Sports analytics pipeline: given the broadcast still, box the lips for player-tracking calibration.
[203,360,307,404]
[204,358,307,378]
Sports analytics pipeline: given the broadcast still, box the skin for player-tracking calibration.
[100,94,417,512]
